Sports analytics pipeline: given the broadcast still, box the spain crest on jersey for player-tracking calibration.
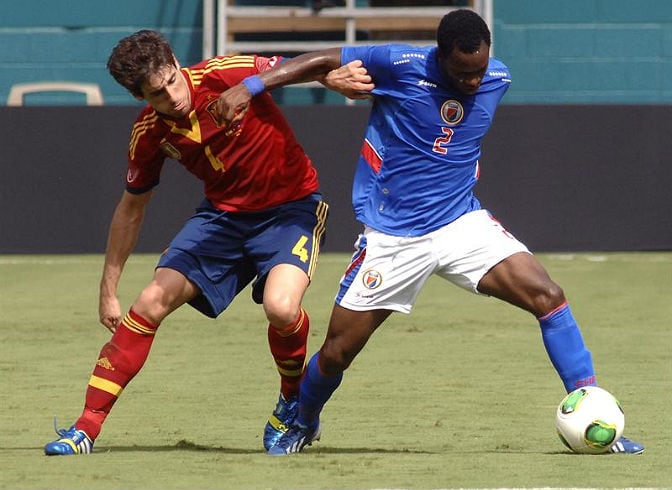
[159,140,182,160]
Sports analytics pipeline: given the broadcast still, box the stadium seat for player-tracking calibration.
[7,82,104,106]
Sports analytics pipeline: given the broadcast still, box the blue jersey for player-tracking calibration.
[341,45,511,236]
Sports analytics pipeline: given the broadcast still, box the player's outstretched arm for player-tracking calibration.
[99,190,152,333]
[214,48,354,127]
[259,48,344,90]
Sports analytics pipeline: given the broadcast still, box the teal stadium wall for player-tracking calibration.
[2,0,672,105]
[0,0,203,106]
[495,0,672,103]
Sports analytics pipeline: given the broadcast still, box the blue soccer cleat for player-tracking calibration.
[44,424,94,456]
[263,394,299,450]
[609,436,644,454]
[267,422,321,456]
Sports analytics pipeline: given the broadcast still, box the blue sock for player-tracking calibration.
[297,353,343,429]
[538,303,596,392]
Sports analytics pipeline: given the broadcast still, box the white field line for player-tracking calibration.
[0,252,670,266]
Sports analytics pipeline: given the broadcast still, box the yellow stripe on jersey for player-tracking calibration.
[121,313,157,336]
[129,111,159,160]
[205,55,255,70]
[187,56,256,86]
[308,201,329,278]
[88,375,123,396]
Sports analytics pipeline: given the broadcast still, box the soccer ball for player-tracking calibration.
[555,386,625,454]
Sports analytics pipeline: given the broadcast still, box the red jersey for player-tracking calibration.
[125,55,319,211]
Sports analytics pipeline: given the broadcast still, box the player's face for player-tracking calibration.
[439,40,490,96]
[139,63,192,118]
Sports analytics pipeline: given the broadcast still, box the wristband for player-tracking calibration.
[242,75,266,96]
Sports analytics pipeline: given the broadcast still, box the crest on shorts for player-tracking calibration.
[362,269,382,289]
[440,99,464,125]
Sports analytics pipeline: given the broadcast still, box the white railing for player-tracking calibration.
[203,0,494,58]
[7,82,104,106]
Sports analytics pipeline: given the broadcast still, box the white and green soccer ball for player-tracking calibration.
[555,386,625,454]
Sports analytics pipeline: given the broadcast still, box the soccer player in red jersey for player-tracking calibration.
[44,29,373,455]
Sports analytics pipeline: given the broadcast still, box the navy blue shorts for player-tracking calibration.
[157,194,328,318]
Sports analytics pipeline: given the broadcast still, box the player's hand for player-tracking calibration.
[214,85,252,135]
[99,294,122,333]
[321,60,374,99]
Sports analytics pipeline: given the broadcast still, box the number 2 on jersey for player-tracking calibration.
[432,127,454,155]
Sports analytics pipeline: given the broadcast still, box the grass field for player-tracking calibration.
[0,252,670,490]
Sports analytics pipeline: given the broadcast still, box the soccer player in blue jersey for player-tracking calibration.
[216,9,644,455]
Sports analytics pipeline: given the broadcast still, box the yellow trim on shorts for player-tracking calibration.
[309,201,329,278]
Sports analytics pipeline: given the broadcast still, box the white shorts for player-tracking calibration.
[335,209,530,314]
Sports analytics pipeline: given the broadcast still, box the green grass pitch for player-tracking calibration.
[0,252,670,489]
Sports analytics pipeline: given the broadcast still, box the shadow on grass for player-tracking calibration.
[101,440,437,455]
[17,439,439,455]
[23,440,577,456]
[12,445,576,457]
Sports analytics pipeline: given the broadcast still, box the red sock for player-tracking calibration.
[267,308,309,399]
[75,309,158,439]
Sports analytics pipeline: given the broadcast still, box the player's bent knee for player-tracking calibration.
[319,343,355,375]
[534,282,566,314]
[132,288,172,324]
[264,300,300,328]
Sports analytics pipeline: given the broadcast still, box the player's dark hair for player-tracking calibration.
[437,9,491,55]
[107,30,176,98]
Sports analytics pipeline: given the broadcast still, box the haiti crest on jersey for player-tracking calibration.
[362,269,382,289]
[440,99,464,126]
